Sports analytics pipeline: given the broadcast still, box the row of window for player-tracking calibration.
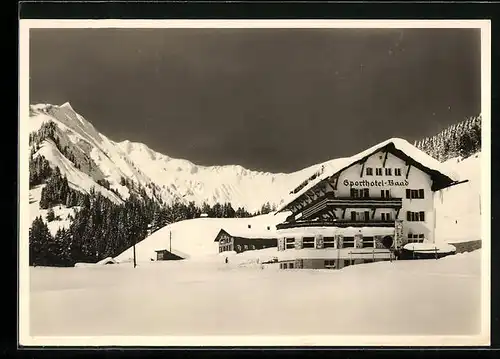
[365,167,403,176]
[350,188,426,200]
[219,244,269,252]
[282,237,376,249]
[279,259,378,270]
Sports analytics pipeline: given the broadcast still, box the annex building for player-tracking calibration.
[273,138,463,270]
[215,228,277,254]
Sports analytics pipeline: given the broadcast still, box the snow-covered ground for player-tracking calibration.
[114,212,289,262]
[28,248,485,344]
[434,153,481,245]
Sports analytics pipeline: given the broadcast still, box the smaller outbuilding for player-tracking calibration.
[214,228,277,253]
[154,249,184,261]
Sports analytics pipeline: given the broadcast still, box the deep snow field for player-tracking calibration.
[29,248,484,342]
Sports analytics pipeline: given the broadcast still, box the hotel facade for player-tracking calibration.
[273,138,461,270]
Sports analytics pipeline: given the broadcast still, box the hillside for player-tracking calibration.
[27,102,482,266]
[29,103,333,213]
[434,153,482,244]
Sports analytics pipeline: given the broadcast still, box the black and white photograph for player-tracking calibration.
[18,20,490,346]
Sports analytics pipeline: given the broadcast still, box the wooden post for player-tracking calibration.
[133,240,137,268]
[337,247,340,270]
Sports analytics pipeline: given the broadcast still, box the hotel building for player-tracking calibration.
[273,138,462,270]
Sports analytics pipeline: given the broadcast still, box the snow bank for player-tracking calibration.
[403,242,456,254]
[114,212,289,263]
[74,257,117,267]
[434,153,481,245]
[29,249,484,340]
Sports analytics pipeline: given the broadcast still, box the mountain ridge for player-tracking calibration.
[29,102,331,212]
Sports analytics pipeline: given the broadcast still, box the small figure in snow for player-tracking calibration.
[225,257,228,264]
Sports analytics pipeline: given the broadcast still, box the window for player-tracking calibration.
[289,262,294,269]
[303,237,315,248]
[285,238,295,249]
[324,260,336,269]
[350,211,357,221]
[343,237,355,248]
[395,168,402,176]
[381,212,392,221]
[406,211,425,222]
[363,237,374,248]
[408,234,425,243]
[406,189,425,199]
[376,168,383,176]
[324,237,335,248]
[366,167,373,176]
[381,189,390,198]
[385,168,392,176]
[352,188,369,198]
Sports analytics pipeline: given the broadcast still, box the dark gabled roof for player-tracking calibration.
[276,138,460,213]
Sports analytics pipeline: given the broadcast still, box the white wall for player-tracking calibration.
[334,151,435,243]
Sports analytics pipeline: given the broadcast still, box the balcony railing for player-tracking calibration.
[299,193,402,220]
[276,219,396,230]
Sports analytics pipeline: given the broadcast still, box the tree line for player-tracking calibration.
[414,114,481,162]
[29,165,269,266]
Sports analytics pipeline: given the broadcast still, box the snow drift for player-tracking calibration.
[29,248,484,341]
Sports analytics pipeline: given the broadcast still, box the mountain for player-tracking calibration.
[29,102,339,214]
[27,102,482,266]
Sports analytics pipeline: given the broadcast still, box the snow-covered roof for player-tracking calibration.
[276,137,459,213]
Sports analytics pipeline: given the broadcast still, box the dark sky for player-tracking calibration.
[29,28,481,173]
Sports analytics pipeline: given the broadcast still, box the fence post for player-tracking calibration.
[435,247,438,260]
[372,247,375,262]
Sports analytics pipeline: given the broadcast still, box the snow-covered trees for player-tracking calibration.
[29,154,53,187]
[415,115,482,162]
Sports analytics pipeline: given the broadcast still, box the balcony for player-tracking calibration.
[276,219,396,230]
[299,193,402,219]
